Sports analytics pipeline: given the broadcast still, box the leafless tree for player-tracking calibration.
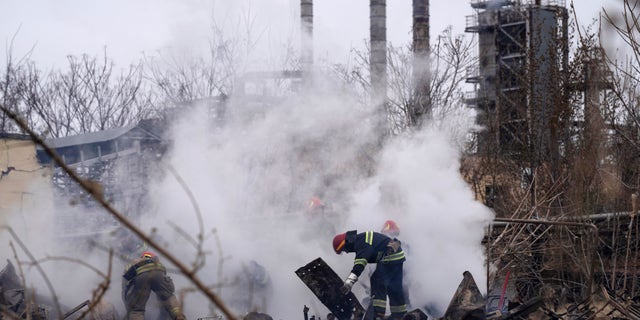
[0,49,31,133]
[332,27,475,134]
[1,50,159,137]
[143,10,272,106]
[603,0,640,199]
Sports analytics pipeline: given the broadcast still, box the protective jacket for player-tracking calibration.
[122,256,185,320]
[343,230,406,277]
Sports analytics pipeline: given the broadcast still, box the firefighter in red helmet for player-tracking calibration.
[122,251,186,320]
[377,220,412,313]
[306,196,337,237]
[308,196,325,213]
[380,220,400,238]
[332,230,406,319]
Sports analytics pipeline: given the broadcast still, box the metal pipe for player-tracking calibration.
[633,214,639,297]
[506,210,638,223]
[63,300,90,319]
[611,214,620,290]
[623,194,637,293]
[492,217,598,230]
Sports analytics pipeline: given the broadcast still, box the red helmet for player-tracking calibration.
[141,251,156,259]
[332,233,346,254]
[308,196,324,210]
[380,220,400,237]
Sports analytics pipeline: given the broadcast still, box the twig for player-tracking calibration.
[76,251,112,320]
[165,163,206,271]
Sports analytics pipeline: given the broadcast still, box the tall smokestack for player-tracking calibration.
[411,0,430,126]
[413,0,429,53]
[301,0,313,74]
[370,0,387,107]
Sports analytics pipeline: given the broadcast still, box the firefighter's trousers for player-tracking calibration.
[370,262,406,319]
[123,270,183,320]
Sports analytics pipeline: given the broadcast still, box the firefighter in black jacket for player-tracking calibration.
[332,230,407,319]
[122,251,186,320]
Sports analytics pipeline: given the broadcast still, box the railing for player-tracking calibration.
[466,65,498,82]
[464,89,496,105]
[465,13,496,32]
[464,91,478,102]
[465,14,479,31]
[522,0,566,7]
[464,90,490,102]
[466,66,480,80]
[469,0,566,8]
[470,0,514,8]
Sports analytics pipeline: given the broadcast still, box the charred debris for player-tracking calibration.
[294,206,640,320]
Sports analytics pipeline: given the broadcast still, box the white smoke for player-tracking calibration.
[132,68,494,320]
[0,69,492,320]
[141,73,382,319]
[0,176,121,318]
[345,111,493,316]
[1,1,496,319]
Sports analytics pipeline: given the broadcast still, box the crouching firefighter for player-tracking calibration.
[122,251,186,320]
[332,230,407,320]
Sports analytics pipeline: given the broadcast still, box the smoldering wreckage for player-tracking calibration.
[0,255,538,320]
[2,216,640,320]
[3,150,640,320]
[3,228,640,320]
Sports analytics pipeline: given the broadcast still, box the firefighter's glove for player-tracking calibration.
[340,273,358,295]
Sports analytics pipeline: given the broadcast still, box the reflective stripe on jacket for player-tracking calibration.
[346,230,405,277]
[124,257,166,281]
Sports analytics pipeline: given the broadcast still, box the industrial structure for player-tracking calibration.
[462,0,617,215]
[462,2,640,317]
[464,0,568,163]
[411,0,431,125]
[297,0,431,127]
[33,119,165,234]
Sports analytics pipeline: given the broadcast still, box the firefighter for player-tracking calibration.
[122,251,186,320]
[332,230,407,320]
[228,260,273,315]
[379,220,411,311]
[307,196,325,214]
[380,220,400,238]
[306,196,337,238]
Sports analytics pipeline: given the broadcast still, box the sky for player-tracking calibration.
[0,0,622,70]
[0,0,628,320]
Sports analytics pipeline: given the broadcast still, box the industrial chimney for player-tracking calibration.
[411,0,430,125]
[370,0,387,107]
[301,0,313,74]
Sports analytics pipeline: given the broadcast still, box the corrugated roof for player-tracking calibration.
[39,126,136,149]
[0,133,31,140]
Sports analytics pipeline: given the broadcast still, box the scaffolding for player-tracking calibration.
[465,0,568,161]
